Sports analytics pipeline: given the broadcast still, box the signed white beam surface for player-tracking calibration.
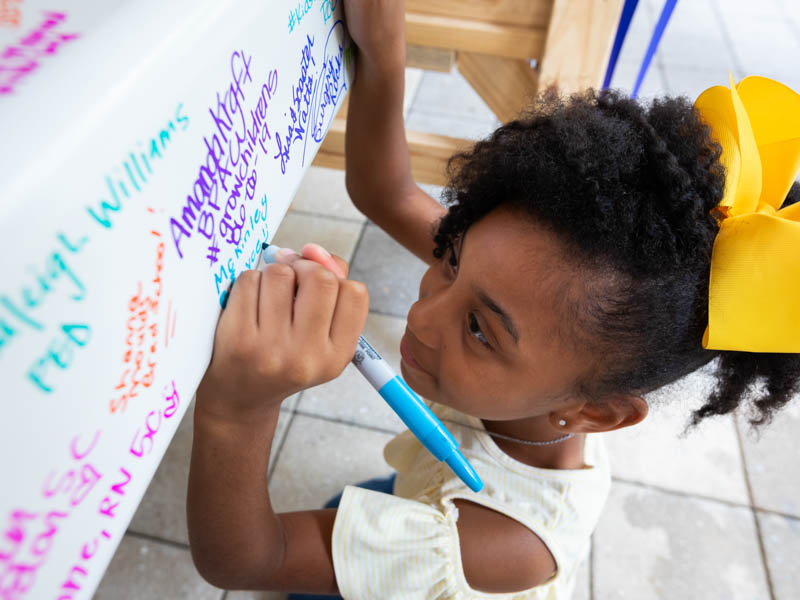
[0,1,351,597]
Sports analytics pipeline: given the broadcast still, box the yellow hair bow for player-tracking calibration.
[694,76,800,352]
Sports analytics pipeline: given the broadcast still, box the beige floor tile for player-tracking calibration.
[603,366,750,504]
[594,482,770,600]
[348,223,429,317]
[611,57,669,98]
[404,67,424,117]
[290,166,365,222]
[410,70,496,122]
[129,398,296,545]
[758,511,800,600]
[270,211,363,263]
[269,414,395,512]
[405,110,500,141]
[296,312,408,432]
[94,534,222,600]
[738,398,800,517]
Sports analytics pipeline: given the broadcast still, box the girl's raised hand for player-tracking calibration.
[196,245,369,426]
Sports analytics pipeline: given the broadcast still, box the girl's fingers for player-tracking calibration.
[301,243,347,278]
[222,270,261,330]
[272,243,348,279]
[330,280,369,350]
[258,264,296,334]
[290,259,340,342]
[330,255,349,279]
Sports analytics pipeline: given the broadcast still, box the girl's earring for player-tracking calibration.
[558,419,567,427]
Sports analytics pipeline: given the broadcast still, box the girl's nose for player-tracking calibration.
[406,284,450,351]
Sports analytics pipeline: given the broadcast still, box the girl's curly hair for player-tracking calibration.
[433,88,800,428]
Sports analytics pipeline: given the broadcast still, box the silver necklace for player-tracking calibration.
[440,418,575,446]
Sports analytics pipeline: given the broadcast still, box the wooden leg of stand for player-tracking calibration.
[457,52,540,124]
[537,0,625,93]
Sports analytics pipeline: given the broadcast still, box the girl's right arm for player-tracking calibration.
[343,0,446,265]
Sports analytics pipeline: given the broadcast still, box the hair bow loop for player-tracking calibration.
[694,76,800,352]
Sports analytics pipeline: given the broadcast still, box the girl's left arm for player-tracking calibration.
[189,403,341,593]
[187,247,368,594]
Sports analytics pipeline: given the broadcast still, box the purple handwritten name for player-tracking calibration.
[169,50,277,263]
[274,34,315,175]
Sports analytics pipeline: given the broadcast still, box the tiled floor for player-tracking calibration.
[97,1,800,598]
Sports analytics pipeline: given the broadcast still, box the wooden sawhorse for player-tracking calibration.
[313,0,625,186]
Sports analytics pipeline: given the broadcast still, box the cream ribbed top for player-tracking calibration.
[332,402,611,599]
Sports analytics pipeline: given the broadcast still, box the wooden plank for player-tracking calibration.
[405,0,553,28]
[405,12,546,60]
[458,52,539,123]
[537,0,625,93]
[314,119,473,186]
[406,129,474,185]
[314,117,347,157]
[311,150,345,171]
[406,44,456,72]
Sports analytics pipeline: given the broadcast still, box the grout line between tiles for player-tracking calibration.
[347,218,370,267]
[754,506,800,522]
[708,0,747,77]
[125,529,190,551]
[733,417,776,600]
[655,60,671,96]
[292,408,402,436]
[611,476,753,511]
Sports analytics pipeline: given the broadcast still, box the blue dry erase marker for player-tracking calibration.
[257,243,483,493]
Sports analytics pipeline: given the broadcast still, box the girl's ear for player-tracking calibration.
[549,394,648,433]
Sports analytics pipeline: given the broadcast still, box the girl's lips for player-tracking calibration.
[400,333,430,375]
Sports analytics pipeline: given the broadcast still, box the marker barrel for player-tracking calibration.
[354,337,483,492]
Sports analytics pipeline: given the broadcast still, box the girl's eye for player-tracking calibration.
[468,313,490,348]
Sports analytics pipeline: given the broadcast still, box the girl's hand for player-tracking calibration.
[343,0,406,71]
[196,245,369,426]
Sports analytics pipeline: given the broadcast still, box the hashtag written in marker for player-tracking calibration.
[207,233,220,265]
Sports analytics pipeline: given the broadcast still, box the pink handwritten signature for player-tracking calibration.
[0,11,79,95]
[0,380,181,599]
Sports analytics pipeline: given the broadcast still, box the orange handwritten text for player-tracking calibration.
[0,0,23,27]
[110,232,164,414]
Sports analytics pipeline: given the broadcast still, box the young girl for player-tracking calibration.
[187,1,800,598]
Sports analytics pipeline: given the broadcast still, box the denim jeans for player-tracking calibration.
[286,473,397,600]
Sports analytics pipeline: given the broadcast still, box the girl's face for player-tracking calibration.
[401,206,592,420]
